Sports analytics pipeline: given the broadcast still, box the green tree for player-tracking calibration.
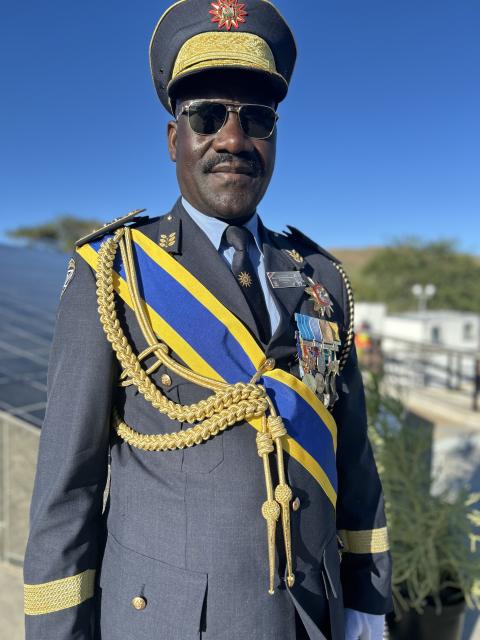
[354,239,480,312]
[7,215,102,253]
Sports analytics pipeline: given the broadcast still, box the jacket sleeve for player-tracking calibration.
[333,331,393,614]
[23,251,115,639]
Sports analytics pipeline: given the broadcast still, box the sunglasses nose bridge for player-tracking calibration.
[224,105,242,127]
[219,106,248,138]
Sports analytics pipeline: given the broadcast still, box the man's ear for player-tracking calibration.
[167,120,177,162]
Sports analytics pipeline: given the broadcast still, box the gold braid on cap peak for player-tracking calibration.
[95,227,295,592]
[171,32,278,82]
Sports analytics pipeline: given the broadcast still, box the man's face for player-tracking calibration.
[167,71,277,221]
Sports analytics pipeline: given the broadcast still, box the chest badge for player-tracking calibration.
[305,278,333,318]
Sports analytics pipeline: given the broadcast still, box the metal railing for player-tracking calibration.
[0,411,39,566]
[362,335,480,411]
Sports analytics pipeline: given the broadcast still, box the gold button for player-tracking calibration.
[292,497,301,512]
[161,374,172,386]
[264,358,276,371]
[131,596,146,610]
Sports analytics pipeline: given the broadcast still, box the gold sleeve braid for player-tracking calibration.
[338,527,390,554]
[95,228,294,593]
[24,570,95,616]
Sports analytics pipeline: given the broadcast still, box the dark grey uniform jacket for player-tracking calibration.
[24,200,392,640]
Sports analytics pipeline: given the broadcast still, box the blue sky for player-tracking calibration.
[1,0,479,252]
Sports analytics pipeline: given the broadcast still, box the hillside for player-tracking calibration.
[329,247,381,278]
[329,246,480,284]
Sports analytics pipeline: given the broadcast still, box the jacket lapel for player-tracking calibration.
[261,224,308,361]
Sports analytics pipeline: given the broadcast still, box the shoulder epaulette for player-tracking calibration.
[75,209,147,247]
[285,226,341,265]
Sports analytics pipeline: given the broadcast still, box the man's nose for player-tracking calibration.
[211,110,253,154]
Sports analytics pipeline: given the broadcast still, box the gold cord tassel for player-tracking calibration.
[256,421,280,595]
[268,416,295,588]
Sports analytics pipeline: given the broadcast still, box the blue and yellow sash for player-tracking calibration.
[77,229,338,507]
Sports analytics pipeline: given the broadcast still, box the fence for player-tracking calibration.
[0,411,39,566]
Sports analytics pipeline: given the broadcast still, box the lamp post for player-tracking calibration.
[411,285,437,386]
[411,284,436,313]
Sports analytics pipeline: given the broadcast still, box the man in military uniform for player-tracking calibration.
[24,2,392,639]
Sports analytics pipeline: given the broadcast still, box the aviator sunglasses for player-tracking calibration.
[177,100,279,140]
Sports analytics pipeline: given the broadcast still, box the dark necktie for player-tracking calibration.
[224,225,271,344]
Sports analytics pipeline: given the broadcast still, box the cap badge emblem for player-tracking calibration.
[210,0,248,31]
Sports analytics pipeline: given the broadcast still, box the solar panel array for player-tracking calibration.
[0,245,68,427]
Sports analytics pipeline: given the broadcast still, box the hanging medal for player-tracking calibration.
[295,312,342,408]
[295,313,326,399]
[320,319,341,406]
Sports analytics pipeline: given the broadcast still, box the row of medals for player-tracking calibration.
[295,278,341,408]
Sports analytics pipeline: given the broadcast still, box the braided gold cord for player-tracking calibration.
[94,229,295,593]
[96,233,269,426]
[333,262,355,373]
[120,228,227,393]
[113,398,266,451]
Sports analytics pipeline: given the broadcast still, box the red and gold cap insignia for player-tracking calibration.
[210,0,248,31]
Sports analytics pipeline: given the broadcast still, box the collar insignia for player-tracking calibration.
[284,249,304,265]
[159,232,176,249]
[210,0,248,30]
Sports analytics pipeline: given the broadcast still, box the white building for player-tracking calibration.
[354,305,480,389]
[383,311,480,351]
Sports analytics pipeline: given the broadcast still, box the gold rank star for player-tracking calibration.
[238,271,253,287]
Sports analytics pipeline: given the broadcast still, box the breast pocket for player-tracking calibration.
[98,534,207,640]
[130,363,225,474]
[176,376,225,474]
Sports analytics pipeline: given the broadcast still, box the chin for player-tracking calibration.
[212,199,257,221]
[207,188,263,221]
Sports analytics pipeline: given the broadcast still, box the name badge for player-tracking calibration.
[267,271,305,289]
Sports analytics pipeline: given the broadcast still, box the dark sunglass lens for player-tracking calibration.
[240,106,276,139]
[188,102,227,135]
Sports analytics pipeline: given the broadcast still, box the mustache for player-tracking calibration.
[202,152,264,177]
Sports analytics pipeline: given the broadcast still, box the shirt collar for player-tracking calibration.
[182,197,263,254]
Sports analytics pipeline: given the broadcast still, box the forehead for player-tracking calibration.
[173,69,277,107]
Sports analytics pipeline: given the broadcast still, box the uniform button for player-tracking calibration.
[292,497,301,512]
[131,596,147,610]
[161,374,172,386]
